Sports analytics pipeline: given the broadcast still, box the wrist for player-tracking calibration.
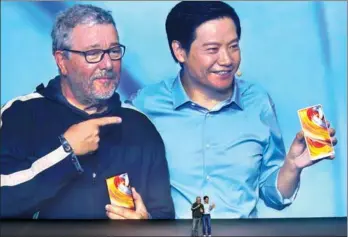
[284,157,302,175]
[58,134,84,174]
[58,134,73,153]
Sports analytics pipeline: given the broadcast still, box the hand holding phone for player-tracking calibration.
[298,104,335,160]
[106,173,135,210]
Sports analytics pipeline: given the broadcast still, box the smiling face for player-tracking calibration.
[58,23,122,105]
[177,17,241,97]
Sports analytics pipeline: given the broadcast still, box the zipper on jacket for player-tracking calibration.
[92,172,97,218]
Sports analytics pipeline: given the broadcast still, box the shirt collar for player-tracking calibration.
[226,77,244,110]
[171,71,191,109]
[170,71,244,110]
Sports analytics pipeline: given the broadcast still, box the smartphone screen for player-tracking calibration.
[106,173,135,210]
[298,104,334,160]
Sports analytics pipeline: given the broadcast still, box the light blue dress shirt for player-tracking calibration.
[129,73,297,218]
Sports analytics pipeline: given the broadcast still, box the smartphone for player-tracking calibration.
[297,104,334,160]
[106,173,135,210]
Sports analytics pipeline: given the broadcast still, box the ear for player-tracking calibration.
[171,40,187,64]
[54,51,68,76]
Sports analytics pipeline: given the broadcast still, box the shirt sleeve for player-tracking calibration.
[259,94,299,210]
[0,100,84,218]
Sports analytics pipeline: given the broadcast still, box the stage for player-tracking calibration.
[1,217,346,236]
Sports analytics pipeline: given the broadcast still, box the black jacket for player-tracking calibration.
[191,202,203,218]
[0,76,175,219]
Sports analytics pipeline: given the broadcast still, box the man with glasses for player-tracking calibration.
[0,4,174,219]
[191,196,204,237]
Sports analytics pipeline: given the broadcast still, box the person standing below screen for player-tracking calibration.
[202,196,215,237]
[0,4,174,219]
[129,1,338,219]
[191,196,204,236]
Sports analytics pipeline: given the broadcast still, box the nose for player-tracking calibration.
[217,48,233,67]
[99,52,113,70]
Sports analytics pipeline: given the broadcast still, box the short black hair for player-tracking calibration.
[165,1,241,64]
[204,196,209,200]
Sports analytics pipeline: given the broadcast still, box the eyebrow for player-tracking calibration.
[84,42,120,50]
[202,42,220,47]
[202,38,239,47]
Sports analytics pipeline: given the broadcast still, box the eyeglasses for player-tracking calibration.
[63,44,126,63]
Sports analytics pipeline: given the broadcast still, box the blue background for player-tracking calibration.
[1,1,346,218]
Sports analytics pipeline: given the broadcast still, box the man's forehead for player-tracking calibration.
[70,23,119,49]
[193,17,238,43]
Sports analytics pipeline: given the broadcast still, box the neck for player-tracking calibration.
[60,77,108,115]
[181,72,233,111]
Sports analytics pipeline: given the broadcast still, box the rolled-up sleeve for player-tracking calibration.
[259,96,299,209]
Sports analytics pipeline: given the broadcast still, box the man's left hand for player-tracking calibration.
[105,187,149,219]
[286,121,337,170]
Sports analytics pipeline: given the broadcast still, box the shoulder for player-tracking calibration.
[127,77,175,111]
[134,78,173,99]
[237,79,272,103]
[236,78,275,113]
[1,92,45,112]
[1,92,44,127]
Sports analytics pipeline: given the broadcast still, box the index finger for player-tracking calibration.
[90,116,122,126]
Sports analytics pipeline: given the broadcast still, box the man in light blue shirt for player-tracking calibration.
[129,1,337,218]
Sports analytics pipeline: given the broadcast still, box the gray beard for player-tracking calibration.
[67,77,116,106]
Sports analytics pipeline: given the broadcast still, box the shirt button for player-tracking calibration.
[191,102,196,106]
[92,172,96,178]
[206,176,210,180]
[206,144,211,149]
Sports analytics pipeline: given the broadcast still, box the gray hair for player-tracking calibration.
[51,4,116,55]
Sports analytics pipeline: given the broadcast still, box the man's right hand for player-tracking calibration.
[63,116,122,156]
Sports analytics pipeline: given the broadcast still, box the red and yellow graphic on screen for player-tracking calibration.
[298,105,334,160]
[106,173,135,209]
